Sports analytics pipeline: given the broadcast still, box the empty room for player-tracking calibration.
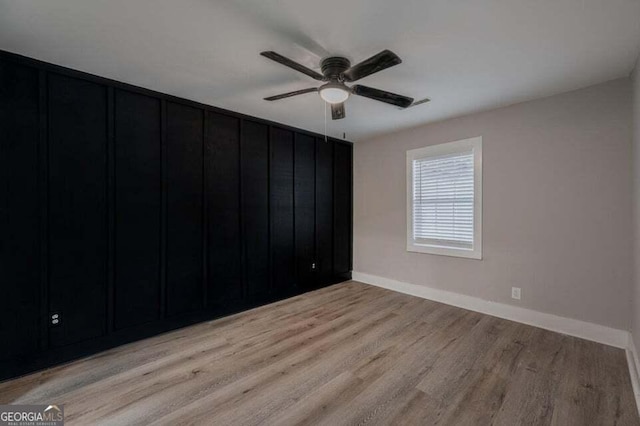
[1,0,640,425]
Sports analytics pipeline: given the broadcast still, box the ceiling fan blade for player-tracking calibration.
[264,87,318,101]
[407,97,431,108]
[331,102,346,120]
[352,85,414,108]
[342,50,402,82]
[260,51,325,81]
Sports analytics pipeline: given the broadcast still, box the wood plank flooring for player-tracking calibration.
[0,281,637,425]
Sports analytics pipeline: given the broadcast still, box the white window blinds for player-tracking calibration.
[412,150,474,249]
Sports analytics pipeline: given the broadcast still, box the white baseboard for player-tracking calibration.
[352,271,629,349]
[626,335,640,417]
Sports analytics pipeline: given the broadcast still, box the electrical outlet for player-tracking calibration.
[50,312,61,326]
[511,287,521,300]
[310,262,317,272]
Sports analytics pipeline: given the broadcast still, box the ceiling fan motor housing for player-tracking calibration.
[321,57,351,80]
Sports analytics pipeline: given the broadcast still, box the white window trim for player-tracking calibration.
[406,136,483,259]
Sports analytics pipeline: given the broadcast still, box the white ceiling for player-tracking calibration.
[1,0,639,141]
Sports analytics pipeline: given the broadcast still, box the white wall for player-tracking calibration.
[632,56,640,343]
[354,79,632,330]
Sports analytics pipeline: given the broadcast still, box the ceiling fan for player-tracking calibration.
[261,50,418,120]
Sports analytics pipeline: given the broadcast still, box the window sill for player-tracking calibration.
[406,243,482,260]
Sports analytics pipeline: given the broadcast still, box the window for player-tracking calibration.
[406,137,482,259]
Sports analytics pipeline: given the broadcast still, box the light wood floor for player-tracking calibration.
[0,281,638,425]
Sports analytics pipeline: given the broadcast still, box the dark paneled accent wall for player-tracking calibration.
[270,127,295,296]
[205,112,242,308]
[48,73,109,348]
[0,60,41,361]
[0,50,352,380]
[114,89,162,330]
[166,102,204,316]
[294,134,317,290]
[333,141,353,278]
[241,121,271,302]
[316,137,334,284]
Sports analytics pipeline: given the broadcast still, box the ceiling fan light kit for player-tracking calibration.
[261,49,420,120]
[319,82,350,104]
